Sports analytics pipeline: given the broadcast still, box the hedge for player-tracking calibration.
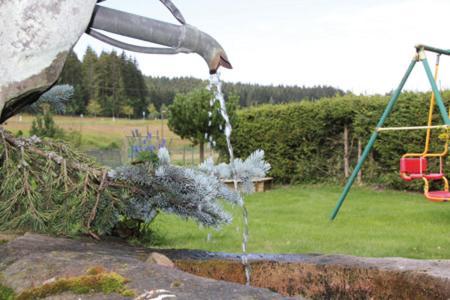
[223,91,450,189]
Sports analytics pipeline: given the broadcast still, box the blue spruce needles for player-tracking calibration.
[30,84,74,114]
[0,126,270,236]
[113,147,246,228]
[199,149,271,194]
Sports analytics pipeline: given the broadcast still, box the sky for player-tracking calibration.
[74,0,450,95]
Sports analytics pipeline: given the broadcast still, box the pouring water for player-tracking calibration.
[208,72,252,286]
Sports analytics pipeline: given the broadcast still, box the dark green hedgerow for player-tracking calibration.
[224,91,450,189]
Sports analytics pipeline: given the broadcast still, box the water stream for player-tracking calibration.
[209,72,251,285]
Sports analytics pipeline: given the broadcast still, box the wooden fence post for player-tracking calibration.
[357,139,362,185]
[344,125,350,178]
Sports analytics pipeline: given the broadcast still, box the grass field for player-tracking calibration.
[3,114,183,150]
[147,184,450,259]
[3,115,214,165]
[5,115,449,259]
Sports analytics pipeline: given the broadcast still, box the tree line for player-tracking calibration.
[59,47,149,118]
[57,47,344,118]
[146,76,344,109]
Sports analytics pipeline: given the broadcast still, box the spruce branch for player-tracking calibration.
[0,127,268,237]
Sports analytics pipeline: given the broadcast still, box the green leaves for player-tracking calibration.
[227,91,450,188]
[167,88,238,161]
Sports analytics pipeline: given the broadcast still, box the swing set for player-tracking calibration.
[331,44,450,220]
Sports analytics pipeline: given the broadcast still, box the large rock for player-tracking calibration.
[0,0,97,123]
[0,234,293,299]
[4,234,449,299]
[170,250,450,299]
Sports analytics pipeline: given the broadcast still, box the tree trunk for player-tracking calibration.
[343,125,350,178]
[199,141,205,163]
[357,138,362,185]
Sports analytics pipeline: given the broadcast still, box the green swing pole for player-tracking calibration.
[421,57,450,125]
[330,58,417,220]
[415,44,450,56]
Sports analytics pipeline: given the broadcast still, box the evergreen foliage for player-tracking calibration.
[58,52,87,114]
[199,150,271,193]
[145,76,344,109]
[59,48,150,118]
[225,91,450,189]
[113,148,244,227]
[29,84,74,114]
[30,111,65,139]
[0,127,269,236]
[30,85,74,139]
[58,47,343,118]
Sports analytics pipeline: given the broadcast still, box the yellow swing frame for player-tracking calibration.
[399,54,450,201]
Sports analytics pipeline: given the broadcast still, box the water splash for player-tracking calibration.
[209,72,251,286]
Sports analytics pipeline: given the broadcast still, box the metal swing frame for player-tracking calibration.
[331,44,450,220]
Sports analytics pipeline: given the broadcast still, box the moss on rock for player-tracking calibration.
[0,282,16,300]
[15,266,135,300]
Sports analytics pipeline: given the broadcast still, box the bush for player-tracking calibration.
[225,91,450,189]
[30,111,65,139]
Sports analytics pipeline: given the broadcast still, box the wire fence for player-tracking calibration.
[85,148,124,168]
[86,133,218,168]
[124,132,218,166]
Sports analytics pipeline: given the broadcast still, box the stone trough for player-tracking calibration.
[1,234,449,299]
[171,251,450,299]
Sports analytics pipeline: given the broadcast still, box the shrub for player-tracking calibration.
[225,91,450,189]
[30,111,65,139]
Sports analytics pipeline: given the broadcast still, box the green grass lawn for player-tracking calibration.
[147,184,450,259]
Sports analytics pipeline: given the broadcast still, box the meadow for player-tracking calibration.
[3,114,214,165]
[147,184,450,259]
[3,114,181,150]
[4,115,450,259]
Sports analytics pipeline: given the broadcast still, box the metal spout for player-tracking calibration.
[88,5,232,74]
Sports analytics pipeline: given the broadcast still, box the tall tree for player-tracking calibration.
[121,104,134,119]
[82,46,98,103]
[87,99,102,117]
[120,53,149,117]
[168,88,238,162]
[147,103,158,119]
[58,51,87,114]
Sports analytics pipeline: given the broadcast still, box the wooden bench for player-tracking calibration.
[222,177,273,192]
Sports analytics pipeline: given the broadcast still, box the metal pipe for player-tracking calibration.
[88,5,231,74]
[421,57,450,125]
[86,29,186,55]
[416,44,450,56]
[330,58,417,220]
[159,0,186,25]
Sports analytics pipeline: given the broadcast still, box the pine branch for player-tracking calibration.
[0,127,254,236]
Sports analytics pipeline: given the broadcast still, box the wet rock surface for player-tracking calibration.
[2,233,450,299]
[170,250,450,299]
[0,234,294,299]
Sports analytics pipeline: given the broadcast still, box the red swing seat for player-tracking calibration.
[400,157,450,202]
[426,190,450,202]
[399,157,444,181]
